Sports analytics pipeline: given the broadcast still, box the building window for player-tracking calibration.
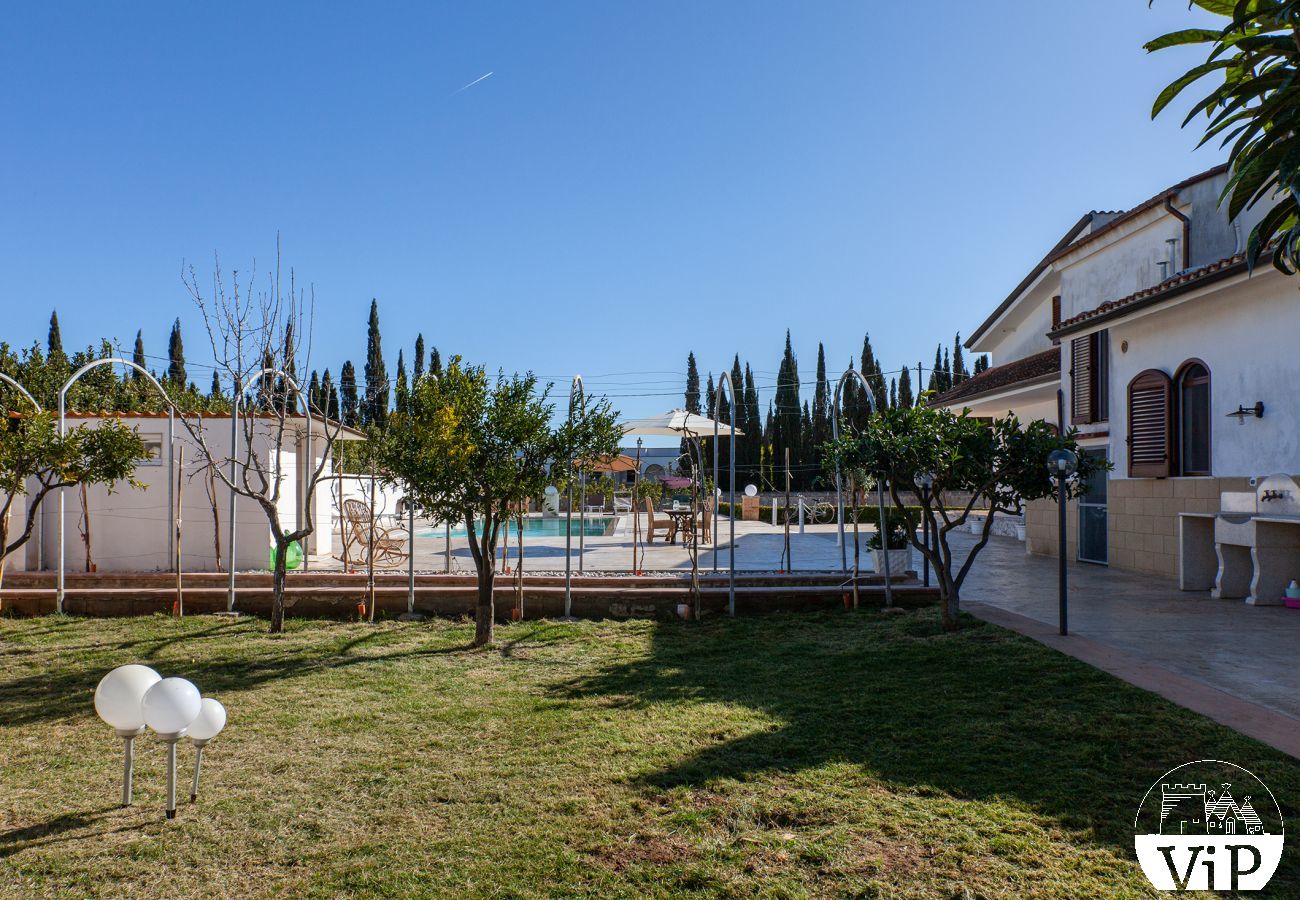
[1176,360,1211,476]
[1070,329,1109,424]
[137,433,164,466]
[1127,369,1172,478]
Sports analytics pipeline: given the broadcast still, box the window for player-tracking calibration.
[1070,329,1109,424]
[1128,370,1172,478]
[1176,360,1211,476]
[137,433,164,466]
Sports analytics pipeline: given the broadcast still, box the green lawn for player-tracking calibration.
[1,610,1295,897]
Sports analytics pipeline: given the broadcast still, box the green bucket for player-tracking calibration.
[269,540,304,570]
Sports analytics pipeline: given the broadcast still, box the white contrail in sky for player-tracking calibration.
[451,71,494,96]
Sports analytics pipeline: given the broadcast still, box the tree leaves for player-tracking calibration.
[1148,0,1300,274]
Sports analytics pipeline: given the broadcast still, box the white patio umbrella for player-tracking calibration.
[621,408,744,438]
[620,409,743,617]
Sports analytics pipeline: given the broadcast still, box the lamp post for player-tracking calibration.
[1047,449,1078,637]
[141,677,203,819]
[93,664,162,806]
[187,698,227,802]
[912,472,934,588]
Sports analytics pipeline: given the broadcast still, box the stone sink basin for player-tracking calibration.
[1215,513,1258,546]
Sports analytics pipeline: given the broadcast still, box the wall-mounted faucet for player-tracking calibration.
[1261,489,1290,502]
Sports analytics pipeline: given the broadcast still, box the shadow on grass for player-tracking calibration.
[0,807,142,859]
[555,609,1300,871]
[0,621,476,727]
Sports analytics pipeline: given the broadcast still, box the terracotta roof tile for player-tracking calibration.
[1052,251,1248,335]
[930,347,1060,407]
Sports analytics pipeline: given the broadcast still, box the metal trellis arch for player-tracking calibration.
[58,359,177,614]
[832,367,894,610]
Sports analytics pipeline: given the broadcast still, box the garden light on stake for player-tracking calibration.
[93,664,161,806]
[141,677,202,819]
[1047,449,1078,637]
[187,698,227,803]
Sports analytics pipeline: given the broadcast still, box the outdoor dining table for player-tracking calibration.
[664,508,697,544]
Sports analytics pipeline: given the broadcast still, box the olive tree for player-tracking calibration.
[825,404,1105,631]
[0,409,146,592]
[380,358,621,646]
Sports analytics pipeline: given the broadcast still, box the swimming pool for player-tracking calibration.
[416,516,615,540]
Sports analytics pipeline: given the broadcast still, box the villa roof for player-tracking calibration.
[1050,250,1249,338]
[930,346,1060,407]
[965,212,1110,349]
[1044,163,1230,265]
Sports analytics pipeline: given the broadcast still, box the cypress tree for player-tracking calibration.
[773,332,803,487]
[928,345,944,392]
[340,360,359,427]
[429,346,442,378]
[413,334,425,382]
[897,363,914,409]
[363,299,388,428]
[812,343,829,474]
[681,352,701,473]
[308,370,321,412]
[889,377,897,410]
[47,311,64,360]
[210,370,222,400]
[743,362,760,485]
[973,354,989,374]
[942,347,952,392]
[322,369,339,420]
[132,330,146,384]
[952,333,968,384]
[395,350,409,416]
[167,319,186,387]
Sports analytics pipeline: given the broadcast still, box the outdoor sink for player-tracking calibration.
[1217,513,1253,525]
[1209,474,1300,605]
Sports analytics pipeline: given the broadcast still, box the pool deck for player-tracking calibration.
[325,514,876,574]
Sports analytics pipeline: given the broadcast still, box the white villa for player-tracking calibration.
[6,412,366,575]
[939,164,1300,587]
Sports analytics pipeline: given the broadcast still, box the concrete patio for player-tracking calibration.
[954,531,1300,756]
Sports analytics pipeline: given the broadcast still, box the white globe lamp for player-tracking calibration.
[188,698,227,803]
[141,677,202,736]
[93,664,161,806]
[142,677,202,819]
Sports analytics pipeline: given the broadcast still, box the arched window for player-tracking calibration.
[1128,369,1172,478]
[1176,360,1211,476]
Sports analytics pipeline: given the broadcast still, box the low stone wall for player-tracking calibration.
[1025,476,1250,579]
[0,571,938,621]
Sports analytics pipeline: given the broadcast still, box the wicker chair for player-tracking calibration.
[337,499,410,569]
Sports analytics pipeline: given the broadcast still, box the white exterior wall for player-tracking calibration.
[32,416,344,573]
[1058,213,1185,322]
[970,271,1060,365]
[1101,269,1300,479]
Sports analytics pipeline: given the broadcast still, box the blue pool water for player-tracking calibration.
[417,516,614,540]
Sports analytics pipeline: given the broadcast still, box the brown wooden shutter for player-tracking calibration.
[1128,369,1173,478]
[1070,335,1093,424]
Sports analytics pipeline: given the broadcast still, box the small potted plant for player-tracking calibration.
[867,514,912,576]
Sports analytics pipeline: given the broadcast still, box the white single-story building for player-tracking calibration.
[9,411,366,574]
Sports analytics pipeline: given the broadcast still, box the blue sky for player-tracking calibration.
[0,1,1222,431]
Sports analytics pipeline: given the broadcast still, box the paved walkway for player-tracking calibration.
[953,532,1300,756]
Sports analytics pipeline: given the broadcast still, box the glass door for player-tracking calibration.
[1077,448,1108,564]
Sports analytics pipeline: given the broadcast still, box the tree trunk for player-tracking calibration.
[271,540,288,634]
[474,557,495,646]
